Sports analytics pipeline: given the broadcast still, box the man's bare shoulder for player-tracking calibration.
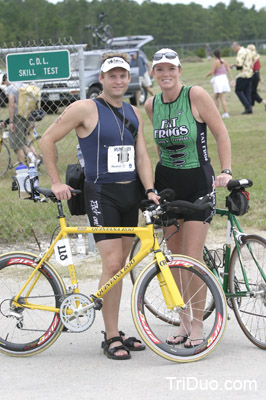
[71,98,97,111]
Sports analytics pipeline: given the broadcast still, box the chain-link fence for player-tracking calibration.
[0,39,90,250]
[1,37,266,250]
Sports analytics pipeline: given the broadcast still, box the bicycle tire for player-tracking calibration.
[131,254,227,362]
[0,252,66,357]
[103,24,113,39]
[229,235,266,349]
[0,140,11,177]
[130,233,216,324]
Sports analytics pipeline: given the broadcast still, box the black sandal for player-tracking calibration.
[101,331,131,360]
[119,330,146,351]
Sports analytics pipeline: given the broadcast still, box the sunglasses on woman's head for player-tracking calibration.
[152,52,178,61]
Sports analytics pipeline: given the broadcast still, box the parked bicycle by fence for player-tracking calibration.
[0,186,227,362]
[0,110,53,177]
[85,12,113,48]
[130,179,266,350]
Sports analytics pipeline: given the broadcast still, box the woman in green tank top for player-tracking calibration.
[145,48,232,348]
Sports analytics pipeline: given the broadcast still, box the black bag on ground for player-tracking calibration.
[65,164,86,215]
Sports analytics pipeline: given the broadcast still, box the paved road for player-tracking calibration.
[1,276,265,400]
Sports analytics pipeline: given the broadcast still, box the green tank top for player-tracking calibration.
[153,86,209,169]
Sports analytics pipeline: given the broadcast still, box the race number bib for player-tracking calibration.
[107,145,135,173]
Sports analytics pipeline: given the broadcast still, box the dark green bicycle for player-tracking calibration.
[130,179,266,350]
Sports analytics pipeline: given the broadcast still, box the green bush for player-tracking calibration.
[195,47,206,58]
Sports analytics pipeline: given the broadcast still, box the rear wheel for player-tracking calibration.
[132,255,227,362]
[0,252,66,356]
[229,235,266,349]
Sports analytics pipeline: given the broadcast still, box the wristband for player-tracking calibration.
[145,188,158,196]
[221,169,232,176]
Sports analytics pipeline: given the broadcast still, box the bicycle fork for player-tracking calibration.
[154,250,186,311]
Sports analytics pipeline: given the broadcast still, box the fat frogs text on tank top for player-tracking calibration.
[153,86,210,169]
[78,99,139,183]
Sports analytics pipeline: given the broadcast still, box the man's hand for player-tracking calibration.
[51,182,73,200]
[147,192,160,205]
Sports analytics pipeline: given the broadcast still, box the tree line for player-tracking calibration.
[0,0,265,48]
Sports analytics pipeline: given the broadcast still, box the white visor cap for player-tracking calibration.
[152,48,181,69]
[101,57,130,73]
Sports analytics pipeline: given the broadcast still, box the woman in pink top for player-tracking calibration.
[205,49,233,118]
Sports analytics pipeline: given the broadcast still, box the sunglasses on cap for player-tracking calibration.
[152,51,178,61]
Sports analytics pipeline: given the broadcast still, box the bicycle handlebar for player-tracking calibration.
[36,187,81,202]
[32,178,251,221]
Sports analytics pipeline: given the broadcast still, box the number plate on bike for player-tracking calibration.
[54,238,73,266]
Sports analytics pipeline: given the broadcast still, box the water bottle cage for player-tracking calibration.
[23,176,40,201]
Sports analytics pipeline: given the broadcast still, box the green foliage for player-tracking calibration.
[195,47,206,58]
[0,0,266,47]
[221,47,231,57]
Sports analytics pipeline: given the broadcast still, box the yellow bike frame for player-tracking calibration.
[12,214,185,314]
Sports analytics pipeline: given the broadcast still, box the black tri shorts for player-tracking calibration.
[155,162,216,222]
[84,180,140,242]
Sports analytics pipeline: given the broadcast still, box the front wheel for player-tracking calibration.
[229,235,266,349]
[130,233,217,325]
[103,24,113,39]
[131,255,227,362]
[0,252,66,356]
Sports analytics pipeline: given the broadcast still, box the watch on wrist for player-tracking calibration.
[221,169,232,176]
[145,188,158,196]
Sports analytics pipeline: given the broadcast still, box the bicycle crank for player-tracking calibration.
[59,293,95,332]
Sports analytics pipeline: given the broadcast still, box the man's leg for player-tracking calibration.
[135,90,140,107]
[15,148,26,164]
[244,77,253,110]
[235,77,252,112]
[97,236,134,356]
[146,85,154,96]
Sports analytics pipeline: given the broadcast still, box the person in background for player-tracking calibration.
[205,43,212,59]
[2,74,38,165]
[247,44,266,111]
[230,42,253,115]
[205,49,233,118]
[130,51,154,106]
[40,52,159,361]
[145,48,232,348]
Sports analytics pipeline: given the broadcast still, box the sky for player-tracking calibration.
[47,0,265,12]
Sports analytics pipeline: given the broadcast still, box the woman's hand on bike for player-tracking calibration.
[213,172,232,188]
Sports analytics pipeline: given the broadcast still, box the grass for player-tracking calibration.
[1,55,266,244]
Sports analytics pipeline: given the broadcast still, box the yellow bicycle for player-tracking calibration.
[0,187,227,362]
